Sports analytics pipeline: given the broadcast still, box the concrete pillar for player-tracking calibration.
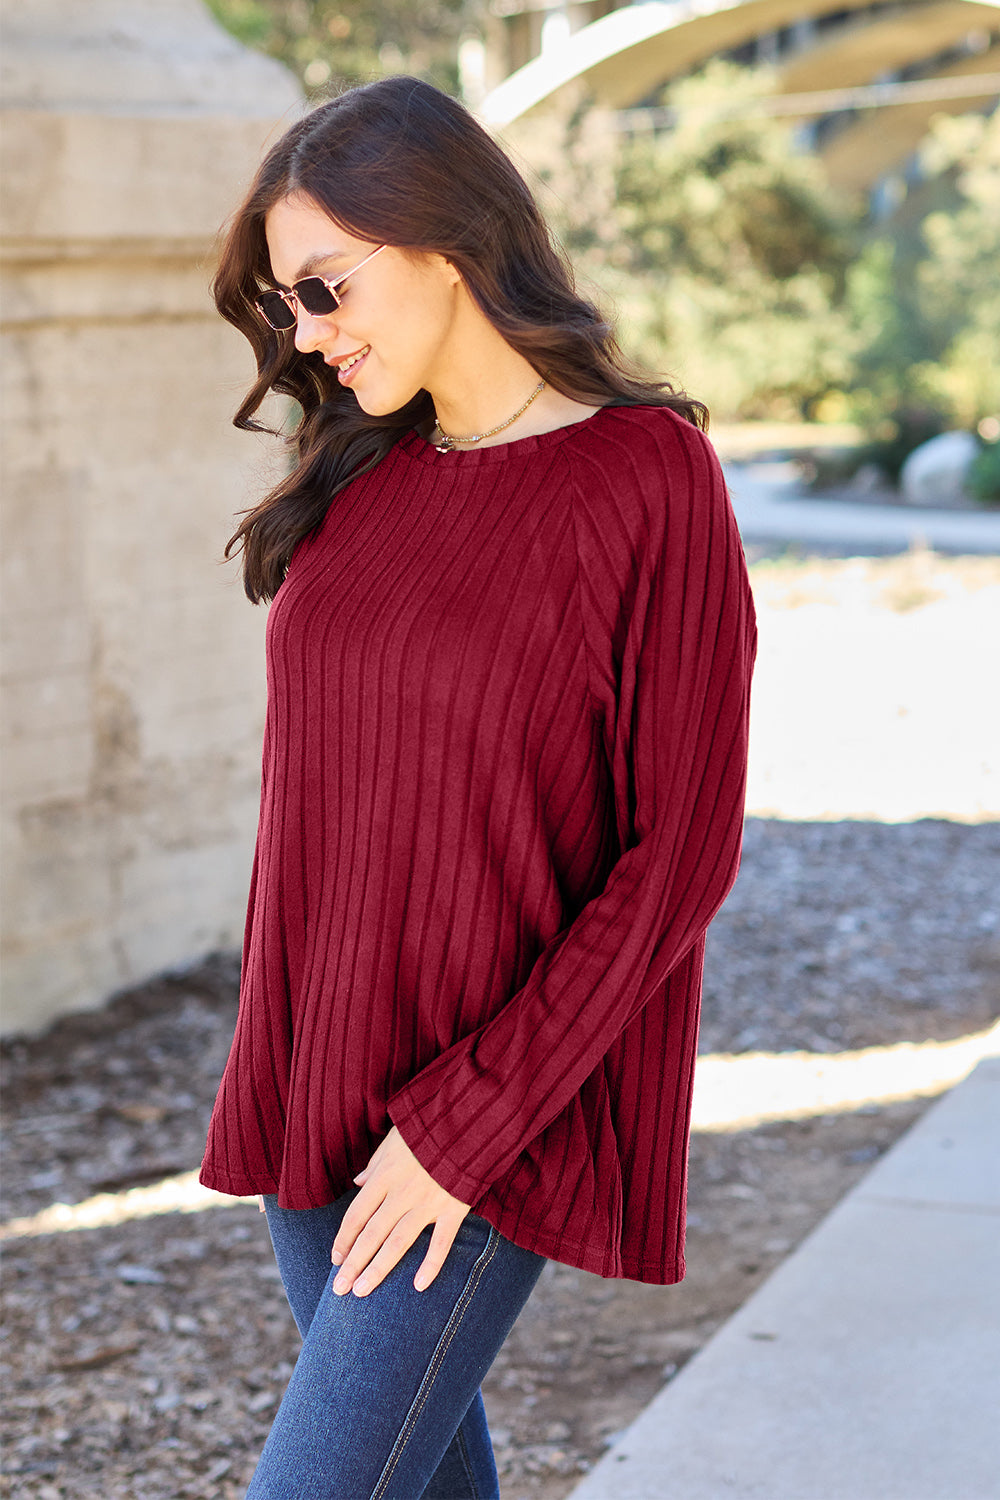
[0,1,302,1033]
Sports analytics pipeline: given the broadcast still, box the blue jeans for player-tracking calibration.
[245,1192,547,1499]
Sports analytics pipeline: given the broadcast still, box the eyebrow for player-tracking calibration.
[274,249,348,290]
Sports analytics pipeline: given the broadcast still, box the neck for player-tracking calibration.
[424,283,603,447]
[434,379,544,443]
[430,356,545,445]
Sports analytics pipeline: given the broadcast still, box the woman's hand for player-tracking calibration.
[330,1126,471,1298]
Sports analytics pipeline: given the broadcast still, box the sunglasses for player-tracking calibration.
[255,244,387,330]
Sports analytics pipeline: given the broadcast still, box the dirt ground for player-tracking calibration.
[3,553,999,1500]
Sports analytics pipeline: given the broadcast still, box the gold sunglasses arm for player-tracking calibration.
[315,242,388,300]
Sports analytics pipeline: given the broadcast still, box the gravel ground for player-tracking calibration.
[4,818,998,1500]
[3,552,999,1500]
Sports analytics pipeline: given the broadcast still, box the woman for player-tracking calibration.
[200,75,756,1500]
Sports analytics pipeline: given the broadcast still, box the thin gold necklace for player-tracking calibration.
[432,380,546,453]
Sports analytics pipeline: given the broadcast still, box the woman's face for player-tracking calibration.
[263,194,464,415]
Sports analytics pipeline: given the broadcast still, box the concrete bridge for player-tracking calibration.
[479,0,1000,193]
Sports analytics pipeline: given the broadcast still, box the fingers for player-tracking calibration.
[334,1204,466,1298]
[328,1126,472,1298]
[334,1207,425,1298]
[257,1195,265,1214]
[331,1181,388,1269]
[330,1186,469,1298]
[414,1214,464,1293]
[332,1195,401,1289]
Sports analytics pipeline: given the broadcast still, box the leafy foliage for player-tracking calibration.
[203,0,470,93]
[908,112,1000,428]
[967,441,1000,505]
[834,108,1000,467]
[520,66,998,433]
[516,65,861,418]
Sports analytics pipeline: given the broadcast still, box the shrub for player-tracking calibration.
[966,442,1000,506]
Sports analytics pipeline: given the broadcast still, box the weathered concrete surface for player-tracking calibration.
[0,2,301,1034]
[568,1055,1000,1500]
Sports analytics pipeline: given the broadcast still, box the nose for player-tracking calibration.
[293,304,337,355]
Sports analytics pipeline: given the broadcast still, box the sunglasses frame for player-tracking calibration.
[255,243,388,331]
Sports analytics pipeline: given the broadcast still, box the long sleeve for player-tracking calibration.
[388,414,757,1204]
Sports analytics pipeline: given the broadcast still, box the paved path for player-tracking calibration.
[725,464,1000,554]
[567,1055,1000,1500]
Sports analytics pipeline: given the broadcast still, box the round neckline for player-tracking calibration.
[398,403,616,466]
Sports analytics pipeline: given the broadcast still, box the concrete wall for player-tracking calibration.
[0,1,302,1034]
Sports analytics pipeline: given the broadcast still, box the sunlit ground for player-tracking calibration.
[3,1017,997,1242]
[692,1020,1000,1131]
[3,551,997,1243]
[745,551,999,823]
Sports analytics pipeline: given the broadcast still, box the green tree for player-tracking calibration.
[912,110,1000,427]
[515,64,861,420]
[521,66,998,432]
[204,0,471,94]
[839,108,999,468]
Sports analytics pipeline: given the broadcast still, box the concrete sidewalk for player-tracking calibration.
[568,1055,1000,1500]
[725,464,1000,554]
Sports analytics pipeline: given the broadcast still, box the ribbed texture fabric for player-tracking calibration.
[200,404,756,1283]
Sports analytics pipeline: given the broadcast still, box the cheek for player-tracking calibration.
[380,305,437,376]
[414,297,458,371]
[365,274,454,393]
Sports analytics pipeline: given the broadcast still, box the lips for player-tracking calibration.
[329,345,370,385]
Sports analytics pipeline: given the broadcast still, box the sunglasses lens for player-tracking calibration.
[257,292,295,330]
[294,277,340,316]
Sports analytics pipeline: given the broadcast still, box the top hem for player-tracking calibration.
[198,1164,685,1286]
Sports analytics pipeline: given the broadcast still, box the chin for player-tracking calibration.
[351,372,422,419]
[354,394,395,417]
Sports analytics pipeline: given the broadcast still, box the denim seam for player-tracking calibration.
[454,1420,481,1500]
[369,1227,501,1500]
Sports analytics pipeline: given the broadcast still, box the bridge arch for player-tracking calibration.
[482,0,1000,190]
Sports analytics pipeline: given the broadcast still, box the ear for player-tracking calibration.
[436,254,463,288]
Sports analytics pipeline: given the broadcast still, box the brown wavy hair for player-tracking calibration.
[214,75,706,602]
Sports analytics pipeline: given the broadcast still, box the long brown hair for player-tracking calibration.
[215,75,706,603]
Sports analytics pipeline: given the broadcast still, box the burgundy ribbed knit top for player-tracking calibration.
[200,403,756,1284]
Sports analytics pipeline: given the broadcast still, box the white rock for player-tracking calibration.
[900,430,979,508]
